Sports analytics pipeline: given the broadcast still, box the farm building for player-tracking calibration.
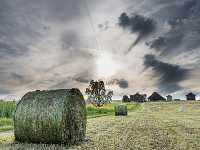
[130,92,146,102]
[174,99,180,101]
[166,95,172,100]
[148,92,166,101]
[186,92,196,100]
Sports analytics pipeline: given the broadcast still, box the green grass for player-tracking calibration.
[86,106,114,114]
[0,101,16,118]
[2,101,200,149]
[86,102,138,118]
[0,125,13,132]
[0,102,138,131]
[0,102,16,134]
[86,102,137,110]
[0,118,14,132]
[0,118,13,126]
[86,107,114,119]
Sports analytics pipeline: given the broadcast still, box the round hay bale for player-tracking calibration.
[179,107,184,112]
[115,104,127,116]
[143,106,146,111]
[14,88,86,144]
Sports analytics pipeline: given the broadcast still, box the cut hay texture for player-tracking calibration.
[115,104,127,116]
[14,88,87,144]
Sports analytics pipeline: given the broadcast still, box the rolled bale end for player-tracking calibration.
[14,88,87,144]
[115,104,127,116]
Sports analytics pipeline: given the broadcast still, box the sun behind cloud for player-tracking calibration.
[97,53,116,78]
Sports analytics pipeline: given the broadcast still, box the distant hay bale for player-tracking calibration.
[14,88,87,144]
[143,106,146,111]
[115,104,127,116]
[179,107,184,112]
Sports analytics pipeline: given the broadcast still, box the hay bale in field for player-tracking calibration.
[115,104,127,116]
[179,107,184,112]
[14,88,87,144]
[143,106,146,111]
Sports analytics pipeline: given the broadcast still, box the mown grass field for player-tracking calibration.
[1,101,200,149]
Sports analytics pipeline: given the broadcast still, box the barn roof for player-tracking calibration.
[148,92,166,101]
[186,92,196,96]
[166,95,172,97]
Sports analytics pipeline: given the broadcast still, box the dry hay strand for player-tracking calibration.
[14,88,87,144]
[115,104,127,116]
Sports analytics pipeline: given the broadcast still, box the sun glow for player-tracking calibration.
[97,53,116,78]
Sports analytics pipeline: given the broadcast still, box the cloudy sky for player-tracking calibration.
[0,0,200,100]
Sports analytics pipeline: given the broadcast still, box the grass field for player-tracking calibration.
[0,101,15,132]
[1,101,200,149]
[86,102,137,110]
[86,102,139,118]
[0,101,16,118]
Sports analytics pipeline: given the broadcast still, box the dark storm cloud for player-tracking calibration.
[117,79,129,89]
[171,0,197,19]
[146,34,184,54]
[143,54,188,93]
[107,78,129,89]
[118,12,156,54]
[147,1,200,55]
[146,19,185,55]
[152,0,198,21]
